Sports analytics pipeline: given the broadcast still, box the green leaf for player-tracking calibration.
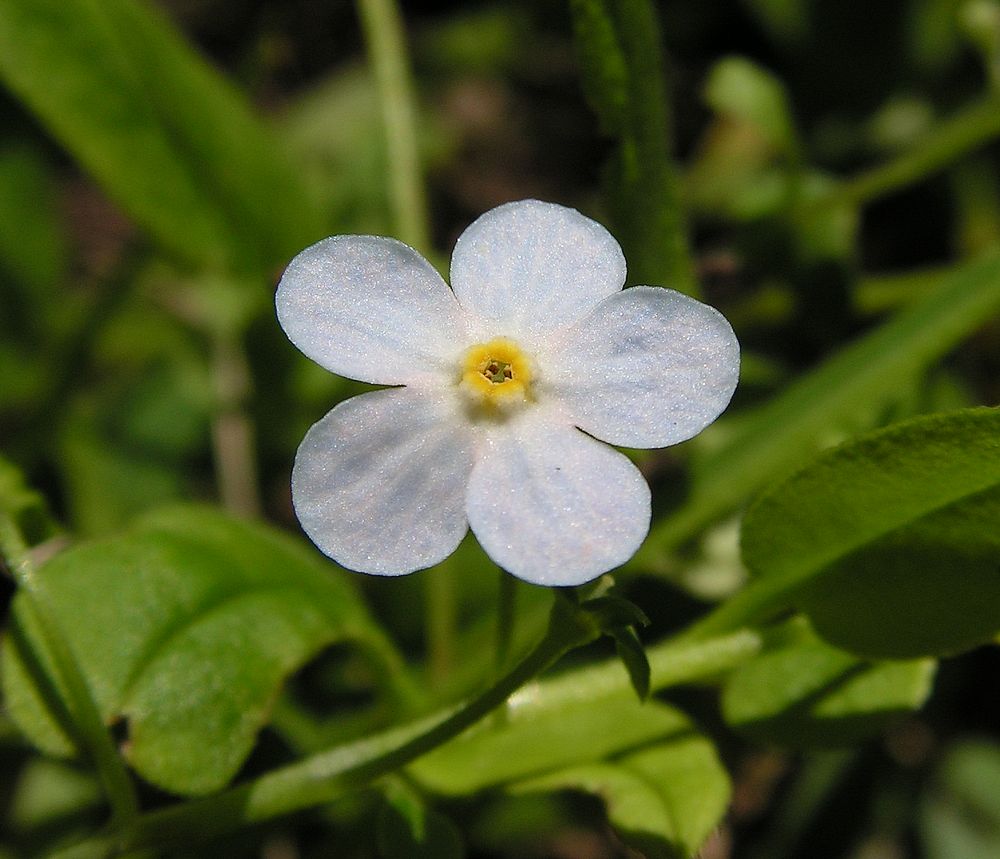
[637,251,1000,564]
[1,505,398,795]
[722,622,935,746]
[410,694,702,796]
[610,626,651,701]
[921,739,1000,859]
[0,454,58,546]
[0,0,324,275]
[742,407,1000,657]
[8,758,103,833]
[511,726,730,858]
[377,781,464,859]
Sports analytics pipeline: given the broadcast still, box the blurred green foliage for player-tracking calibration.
[0,0,999,857]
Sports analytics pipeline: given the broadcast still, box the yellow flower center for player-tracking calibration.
[459,337,533,411]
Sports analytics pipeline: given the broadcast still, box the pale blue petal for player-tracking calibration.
[539,287,740,448]
[292,388,474,575]
[277,236,468,385]
[466,408,650,586]
[450,200,626,339]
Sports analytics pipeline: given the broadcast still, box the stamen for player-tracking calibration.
[459,337,534,413]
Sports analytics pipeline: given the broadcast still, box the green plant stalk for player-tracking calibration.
[425,561,457,687]
[0,515,139,827]
[613,0,695,293]
[355,0,430,254]
[210,332,262,518]
[569,0,696,295]
[495,567,517,673]
[59,620,760,855]
[815,96,1000,211]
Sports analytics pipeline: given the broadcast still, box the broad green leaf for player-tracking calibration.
[722,625,935,746]
[1,505,398,795]
[921,739,1000,859]
[511,726,730,858]
[0,0,324,275]
[742,408,1000,657]
[637,251,1000,564]
[410,694,699,796]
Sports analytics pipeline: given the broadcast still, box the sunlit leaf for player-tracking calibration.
[742,408,1000,657]
[1,506,399,795]
[511,723,730,858]
[722,622,935,746]
[411,694,702,796]
[8,758,102,833]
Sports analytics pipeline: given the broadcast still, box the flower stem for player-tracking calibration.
[360,0,454,671]
[356,0,431,254]
[495,567,516,673]
[210,332,262,518]
[425,562,457,687]
[0,515,139,828]
[569,0,697,296]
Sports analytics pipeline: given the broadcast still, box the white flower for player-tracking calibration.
[276,200,739,587]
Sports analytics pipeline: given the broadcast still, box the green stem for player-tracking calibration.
[356,0,430,253]
[495,568,516,672]
[425,562,456,687]
[569,0,696,295]
[210,332,262,518]
[813,97,1000,211]
[0,515,139,827]
[613,0,695,293]
[360,0,453,684]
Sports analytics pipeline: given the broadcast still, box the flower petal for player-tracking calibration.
[466,410,650,586]
[292,388,474,575]
[276,236,468,385]
[540,286,740,448]
[450,200,626,339]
